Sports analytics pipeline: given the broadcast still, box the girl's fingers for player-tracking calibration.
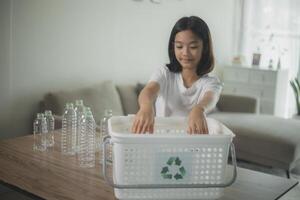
[187,121,198,134]
[131,120,137,133]
[203,119,209,134]
[193,125,198,134]
[192,125,197,134]
[149,123,154,134]
[150,119,155,134]
[141,122,149,134]
[187,126,191,134]
[195,124,202,134]
[198,123,205,134]
[136,120,144,134]
[131,119,137,133]
[147,121,155,134]
[200,117,207,134]
[190,126,194,135]
[189,121,207,134]
[132,117,154,134]
[134,120,141,134]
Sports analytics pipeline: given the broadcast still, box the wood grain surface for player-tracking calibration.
[0,131,115,200]
[0,131,298,200]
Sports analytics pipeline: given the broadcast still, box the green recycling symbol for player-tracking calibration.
[160,157,186,180]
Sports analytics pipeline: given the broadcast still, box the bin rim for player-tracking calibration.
[108,116,235,143]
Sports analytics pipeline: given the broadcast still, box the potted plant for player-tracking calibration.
[290,77,300,116]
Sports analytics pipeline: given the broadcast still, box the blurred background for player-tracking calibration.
[0,0,299,139]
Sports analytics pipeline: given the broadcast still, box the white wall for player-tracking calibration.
[113,0,235,83]
[0,0,13,138]
[0,0,235,138]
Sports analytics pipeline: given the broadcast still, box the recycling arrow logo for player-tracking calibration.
[161,157,186,180]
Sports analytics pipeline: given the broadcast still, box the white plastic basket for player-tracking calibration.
[103,116,236,200]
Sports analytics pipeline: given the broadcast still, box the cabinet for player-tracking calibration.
[222,66,289,117]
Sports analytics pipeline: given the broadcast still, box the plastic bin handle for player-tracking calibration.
[102,136,237,189]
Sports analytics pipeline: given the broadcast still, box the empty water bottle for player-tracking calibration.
[33,113,47,151]
[44,110,55,147]
[61,103,77,155]
[78,107,96,167]
[74,99,85,151]
[100,109,112,139]
[100,109,113,164]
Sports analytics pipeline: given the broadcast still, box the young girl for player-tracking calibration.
[132,16,222,134]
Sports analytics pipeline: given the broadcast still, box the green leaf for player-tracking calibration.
[291,81,297,96]
[179,167,186,176]
[161,166,169,174]
[295,78,300,92]
[175,157,181,166]
[167,157,175,165]
[174,173,183,180]
[291,81,300,102]
[291,78,300,115]
[162,173,172,179]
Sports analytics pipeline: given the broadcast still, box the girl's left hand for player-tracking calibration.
[187,106,209,134]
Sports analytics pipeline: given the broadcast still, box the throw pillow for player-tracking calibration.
[43,80,124,124]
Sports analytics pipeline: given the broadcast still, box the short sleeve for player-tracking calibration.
[197,76,223,113]
[148,66,168,89]
[202,76,223,96]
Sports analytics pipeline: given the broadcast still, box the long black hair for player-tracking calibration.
[166,16,215,76]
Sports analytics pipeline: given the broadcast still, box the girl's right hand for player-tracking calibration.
[131,105,154,134]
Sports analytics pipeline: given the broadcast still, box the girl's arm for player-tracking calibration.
[196,90,219,113]
[188,91,218,134]
[131,82,159,133]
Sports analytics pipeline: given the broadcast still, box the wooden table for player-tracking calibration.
[0,132,298,200]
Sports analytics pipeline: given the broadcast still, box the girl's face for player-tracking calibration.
[174,30,203,71]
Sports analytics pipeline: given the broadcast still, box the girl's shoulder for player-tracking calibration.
[149,66,174,85]
[160,66,171,73]
[153,66,173,77]
[200,74,221,83]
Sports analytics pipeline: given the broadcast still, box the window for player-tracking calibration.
[238,0,300,77]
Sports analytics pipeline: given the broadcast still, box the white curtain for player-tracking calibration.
[237,0,300,116]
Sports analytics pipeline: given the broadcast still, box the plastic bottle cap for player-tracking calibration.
[83,107,92,116]
[37,113,44,118]
[105,109,112,116]
[75,99,84,106]
[45,110,52,115]
[66,103,74,109]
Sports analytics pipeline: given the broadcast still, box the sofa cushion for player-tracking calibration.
[116,84,139,115]
[43,81,124,124]
[216,94,258,113]
[136,82,145,96]
[210,112,300,170]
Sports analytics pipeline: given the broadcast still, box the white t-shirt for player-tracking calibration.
[149,66,223,117]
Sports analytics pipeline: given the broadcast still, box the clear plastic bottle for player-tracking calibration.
[44,110,55,147]
[100,109,113,139]
[78,107,96,167]
[61,103,77,155]
[99,109,113,164]
[33,113,47,151]
[74,99,85,151]
[77,106,87,154]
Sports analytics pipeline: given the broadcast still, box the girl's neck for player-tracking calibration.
[181,69,199,88]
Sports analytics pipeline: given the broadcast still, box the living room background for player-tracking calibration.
[0,0,237,138]
[235,0,300,117]
[1,0,298,139]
